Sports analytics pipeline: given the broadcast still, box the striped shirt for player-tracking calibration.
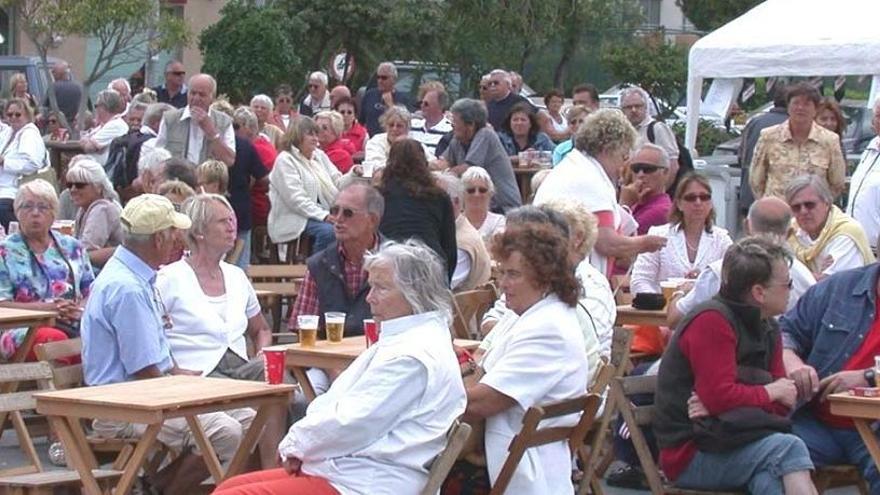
[410,116,452,156]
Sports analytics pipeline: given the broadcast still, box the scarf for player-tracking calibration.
[789,205,875,270]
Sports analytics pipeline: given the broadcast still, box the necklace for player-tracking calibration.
[186,256,221,280]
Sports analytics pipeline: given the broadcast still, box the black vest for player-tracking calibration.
[653,296,779,450]
[306,240,372,337]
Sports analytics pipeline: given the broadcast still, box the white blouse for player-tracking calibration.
[630,223,733,294]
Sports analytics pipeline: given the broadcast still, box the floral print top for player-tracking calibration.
[0,232,94,358]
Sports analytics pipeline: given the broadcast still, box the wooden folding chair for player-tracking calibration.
[451,284,497,340]
[419,421,473,495]
[813,465,868,494]
[269,236,313,264]
[0,362,120,494]
[490,393,601,495]
[247,264,307,334]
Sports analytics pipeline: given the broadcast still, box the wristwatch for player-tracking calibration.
[864,368,876,387]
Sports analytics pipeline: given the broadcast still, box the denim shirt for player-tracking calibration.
[780,263,880,378]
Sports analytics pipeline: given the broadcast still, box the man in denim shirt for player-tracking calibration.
[780,262,880,492]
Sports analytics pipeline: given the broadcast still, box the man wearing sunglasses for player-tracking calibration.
[298,71,331,118]
[619,144,673,236]
[360,62,411,136]
[153,60,188,109]
[290,183,384,340]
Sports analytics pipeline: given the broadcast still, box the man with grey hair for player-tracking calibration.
[155,73,236,166]
[620,86,680,188]
[80,89,129,166]
[360,62,411,136]
[290,182,385,339]
[438,174,491,291]
[138,102,173,160]
[153,59,187,108]
[667,196,817,327]
[299,71,331,117]
[45,60,82,124]
[486,68,534,129]
[329,84,351,108]
[108,78,132,104]
[619,143,673,235]
[411,82,452,157]
[82,194,248,494]
[846,98,880,250]
[439,98,522,212]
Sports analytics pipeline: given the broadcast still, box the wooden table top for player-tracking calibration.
[828,392,880,420]
[34,375,294,411]
[252,282,300,297]
[615,304,668,326]
[274,336,481,361]
[0,307,57,325]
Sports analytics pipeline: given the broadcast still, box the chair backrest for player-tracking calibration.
[420,420,473,495]
[611,374,665,495]
[452,285,497,340]
[490,393,601,495]
[609,326,634,370]
[246,264,308,282]
[0,361,54,476]
[34,338,83,390]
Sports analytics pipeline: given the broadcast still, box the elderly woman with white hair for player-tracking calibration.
[0,98,49,230]
[461,166,506,245]
[214,239,466,495]
[299,71,331,117]
[0,179,95,362]
[250,94,285,149]
[364,106,430,172]
[315,110,354,173]
[79,89,129,166]
[66,159,123,267]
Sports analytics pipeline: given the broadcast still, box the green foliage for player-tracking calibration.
[600,34,688,117]
[671,119,737,157]
[675,0,761,32]
[199,1,304,103]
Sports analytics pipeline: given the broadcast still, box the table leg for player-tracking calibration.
[0,322,46,441]
[185,415,225,484]
[291,366,316,402]
[115,423,161,495]
[64,416,99,470]
[854,419,880,473]
[48,416,102,495]
[225,402,273,478]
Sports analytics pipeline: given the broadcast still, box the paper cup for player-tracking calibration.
[263,348,286,384]
[364,319,379,347]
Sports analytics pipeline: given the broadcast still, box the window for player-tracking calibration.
[639,0,661,27]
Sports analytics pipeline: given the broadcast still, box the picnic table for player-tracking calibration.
[34,375,294,495]
[615,304,668,327]
[281,336,481,401]
[514,166,544,202]
[829,392,880,472]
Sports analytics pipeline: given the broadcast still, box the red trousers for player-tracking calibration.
[213,468,339,495]
[25,327,78,364]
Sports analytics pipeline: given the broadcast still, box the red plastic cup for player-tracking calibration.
[263,348,286,384]
[364,319,379,347]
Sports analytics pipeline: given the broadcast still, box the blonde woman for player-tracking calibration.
[66,159,123,267]
[197,159,229,195]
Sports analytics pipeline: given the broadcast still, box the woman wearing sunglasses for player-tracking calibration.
[332,96,367,162]
[461,166,506,246]
[0,98,49,231]
[272,84,297,132]
[66,158,123,268]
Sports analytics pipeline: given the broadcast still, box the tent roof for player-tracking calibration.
[688,0,880,79]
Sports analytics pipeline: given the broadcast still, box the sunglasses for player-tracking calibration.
[790,200,818,213]
[329,205,359,218]
[168,71,185,76]
[466,187,489,194]
[682,193,712,203]
[309,84,320,89]
[5,112,21,118]
[631,164,662,174]
[69,182,89,189]
[19,202,51,213]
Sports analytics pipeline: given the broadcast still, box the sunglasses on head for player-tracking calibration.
[631,163,662,174]
[682,193,712,203]
[790,200,818,213]
[69,182,89,189]
[466,186,489,194]
[329,205,359,218]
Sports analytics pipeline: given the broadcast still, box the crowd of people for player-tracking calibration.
[1,56,880,495]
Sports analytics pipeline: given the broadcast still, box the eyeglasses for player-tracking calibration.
[621,103,646,112]
[69,182,89,189]
[376,75,390,80]
[309,84,320,89]
[168,71,185,76]
[466,186,489,194]
[631,164,662,174]
[767,278,794,290]
[682,193,712,203]
[329,205,360,218]
[5,112,21,118]
[19,202,52,213]
[790,200,818,213]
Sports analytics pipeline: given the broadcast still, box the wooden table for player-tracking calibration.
[514,166,545,203]
[829,393,880,472]
[615,304,668,327]
[34,376,295,495]
[281,336,481,401]
[45,141,84,184]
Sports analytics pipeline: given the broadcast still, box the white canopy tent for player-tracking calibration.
[685,0,880,150]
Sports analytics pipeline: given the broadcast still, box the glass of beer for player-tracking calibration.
[660,280,679,309]
[297,315,319,347]
[325,312,346,343]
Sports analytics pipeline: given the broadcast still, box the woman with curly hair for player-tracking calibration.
[498,102,554,164]
[455,221,589,494]
[378,138,457,282]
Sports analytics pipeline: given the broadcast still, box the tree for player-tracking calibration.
[600,33,688,117]
[675,0,761,32]
[200,1,305,103]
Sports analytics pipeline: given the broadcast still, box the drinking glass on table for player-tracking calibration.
[325,312,346,343]
[297,314,319,347]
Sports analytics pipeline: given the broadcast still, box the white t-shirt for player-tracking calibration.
[156,259,260,374]
[86,116,129,166]
[576,259,616,359]
[792,228,869,276]
[479,295,588,495]
[847,136,880,248]
[534,150,620,276]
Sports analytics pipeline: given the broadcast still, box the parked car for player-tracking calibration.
[357,61,464,109]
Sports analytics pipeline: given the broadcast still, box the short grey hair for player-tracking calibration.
[450,98,487,129]
[379,106,411,132]
[364,239,453,323]
[66,159,115,200]
[95,89,125,114]
[190,74,217,96]
[489,69,512,86]
[250,94,274,111]
[315,110,344,136]
[108,78,130,94]
[784,175,833,205]
[461,166,495,194]
[128,102,148,117]
[339,182,385,219]
[308,71,329,86]
[377,62,398,79]
[437,173,464,210]
[621,86,649,106]
[14,179,59,217]
[181,193,233,249]
[233,106,259,134]
[132,90,157,105]
[139,147,172,176]
[634,143,670,169]
[144,103,173,128]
